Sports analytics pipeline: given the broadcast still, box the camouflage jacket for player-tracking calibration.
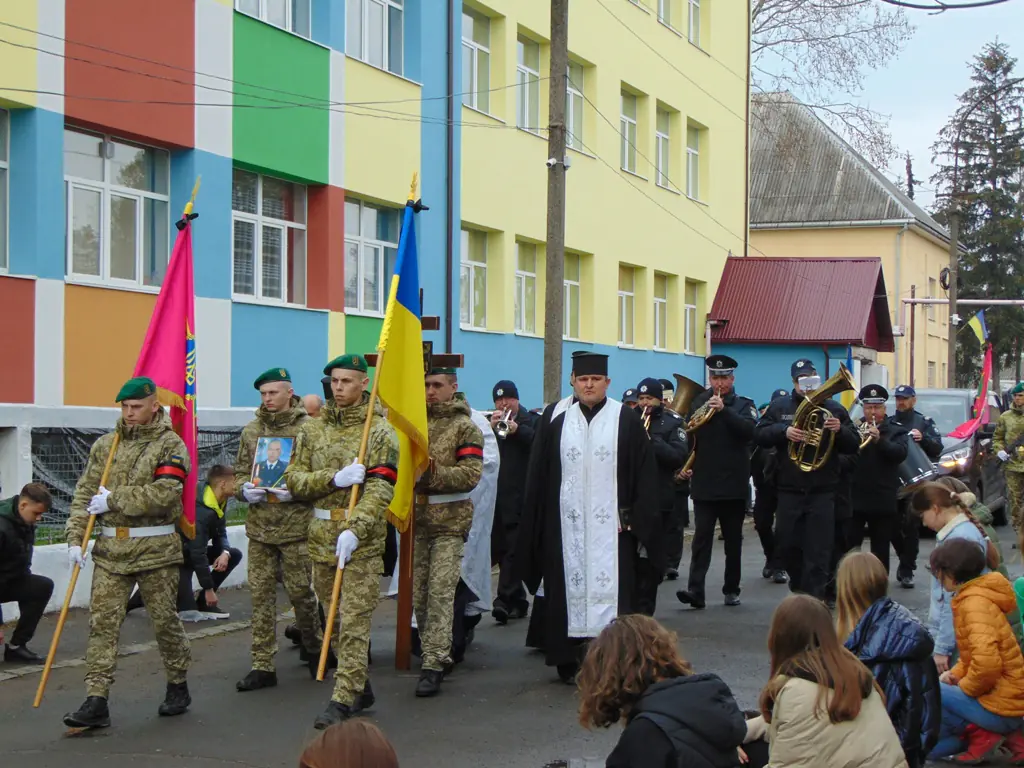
[993,406,1024,473]
[414,398,484,538]
[66,409,190,575]
[234,398,311,545]
[286,394,398,564]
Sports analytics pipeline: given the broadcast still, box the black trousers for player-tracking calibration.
[753,483,780,570]
[129,546,242,612]
[0,574,54,646]
[687,499,746,600]
[667,487,690,569]
[775,491,834,600]
[850,511,897,575]
[891,499,919,575]
[826,517,854,602]
[493,522,528,612]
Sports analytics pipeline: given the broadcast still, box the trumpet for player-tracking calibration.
[640,406,653,437]
[494,409,514,439]
[858,417,878,450]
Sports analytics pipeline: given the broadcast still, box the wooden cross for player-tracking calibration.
[364,290,464,371]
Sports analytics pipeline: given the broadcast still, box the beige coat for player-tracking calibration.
[765,676,908,768]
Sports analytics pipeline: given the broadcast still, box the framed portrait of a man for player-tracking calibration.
[251,436,294,489]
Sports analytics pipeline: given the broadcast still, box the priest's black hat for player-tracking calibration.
[571,351,608,376]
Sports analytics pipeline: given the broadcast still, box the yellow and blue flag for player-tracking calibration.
[840,345,856,410]
[376,201,429,532]
[966,310,988,346]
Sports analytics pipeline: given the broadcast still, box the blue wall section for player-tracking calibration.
[311,0,345,52]
[230,303,329,406]
[715,343,848,406]
[171,150,233,300]
[8,108,64,278]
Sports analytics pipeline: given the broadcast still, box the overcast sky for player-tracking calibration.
[860,0,1024,211]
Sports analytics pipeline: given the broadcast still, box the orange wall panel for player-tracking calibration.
[65,286,156,406]
[0,277,35,403]
[65,0,195,147]
[307,185,346,312]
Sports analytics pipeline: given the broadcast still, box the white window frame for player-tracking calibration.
[686,126,700,199]
[514,242,537,334]
[517,37,541,133]
[927,361,936,388]
[621,92,638,174]
[688,0,700,45]
[462,9,490,113]
[460,229,488,330]
[618,266,635,347]
[344,199,400,317]
[683,279,698,353]
[928,277,937,322]
[0,108,8,272]
[231,171,307,305]
[656,110,671,189]
[566,64,584,151]
[235,0,311,38]
[653,274,668,350]
[564,252,581,340]
[347,0,404,75]
[64,129,171,289]
[658,0,671,26]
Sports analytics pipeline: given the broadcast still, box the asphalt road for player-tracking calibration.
[1,529,1017,768]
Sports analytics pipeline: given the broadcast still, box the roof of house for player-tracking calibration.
[749,94,949,242]
[709,256,894,352]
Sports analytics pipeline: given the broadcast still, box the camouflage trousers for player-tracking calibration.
[248,539,320,671]
[1007,470,1024,533]
[412,530,465,671]
[311,556,380,706]
[86,564,190,698]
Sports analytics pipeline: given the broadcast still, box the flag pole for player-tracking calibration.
[34,436,121,707]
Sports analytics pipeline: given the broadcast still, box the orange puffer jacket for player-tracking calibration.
[950,572,1024,717]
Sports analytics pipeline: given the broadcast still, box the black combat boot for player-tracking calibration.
[63,696,111,729]
[158,682,191,716]
[284,623,301,646]
[415,669,443,697]
[313,701,352,730]
[307,649,338,679]
[236,669,277,691]
[352,678,375,713]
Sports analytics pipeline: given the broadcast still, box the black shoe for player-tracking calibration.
[353,679,375,713]
[415,669,443,697]
[4,644,44,664]
[313,701,353,730]
[63,696,111,729]
[762,566,773,579]
[898,572,915,589]
[158,682,191,717]
[236,670,277,692]
[284,623,302,646]
[675,590,706,610]
[773,570,789,584]
[200,604,230,619]
[308,649,338,679]
[665,568,680,581]
[492,603,509,625]
[724,593,741,607]
[125,590,144,614]
[556,664,578,684]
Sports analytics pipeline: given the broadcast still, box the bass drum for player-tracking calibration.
[897,438,944,499]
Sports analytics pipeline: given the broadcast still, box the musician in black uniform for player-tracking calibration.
[676,355,757,609]
[848,385,910,575]
[889,384,943,587]
[752,388,789,584]
[634,378,688,614]
[657,379,688,580]
[754,359,860,601]
[622,389,639,409]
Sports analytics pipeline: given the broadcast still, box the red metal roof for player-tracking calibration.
[709,257,894,352]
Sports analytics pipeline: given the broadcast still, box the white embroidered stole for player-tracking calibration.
[558,399,621,637]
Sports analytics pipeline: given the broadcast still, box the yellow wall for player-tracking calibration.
[459,0,748,354]
[750,226,951,388]
[0,2,39,108]
[327,311,347,358]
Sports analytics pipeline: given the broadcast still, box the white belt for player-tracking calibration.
[423,492,471,504]
[101,525,176,539]
[314,508,343,521]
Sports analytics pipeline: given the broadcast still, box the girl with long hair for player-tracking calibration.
[298,719,399,768]
[835,552,940,767]
[757,594,907,767]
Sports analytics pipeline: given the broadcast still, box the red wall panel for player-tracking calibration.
[65,0,195,148]
[0,278,35,403]
[307,185,346,313]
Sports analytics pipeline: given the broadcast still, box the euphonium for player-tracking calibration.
[495,409,513,439]
[788,364,856,472]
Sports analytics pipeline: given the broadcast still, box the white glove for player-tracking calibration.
[266,487,293,502]
[87,486,111,515]
[68,545,87,568]
[333,459,366,489]
[242,482,267,504]
[335,530,359,570]
[998,450,1010,462]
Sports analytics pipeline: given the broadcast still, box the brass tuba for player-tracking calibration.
[788,364,856,472]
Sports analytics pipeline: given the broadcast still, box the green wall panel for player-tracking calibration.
[233,15,330,183]
[345,315,384,382]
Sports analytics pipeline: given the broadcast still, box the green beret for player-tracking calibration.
[115,376,157,402]
[253,367,292,390]
[323,354,368,376]
[1013,383,1024,395]
[428,367,456,376]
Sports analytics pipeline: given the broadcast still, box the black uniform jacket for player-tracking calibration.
[687,389,758,502]
[851,417,910,515]
[891,408,944,461]
[186,485,232,591]
[754,390,860,494]
[494,406,538,529]
[0,495,34,590]
[645,405,688,511]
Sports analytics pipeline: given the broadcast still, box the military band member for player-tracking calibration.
[234,368,320,692]
[285,354,398,729]
[752,388,789,584]
[657,378,689,580]
[413,368,484,697]
[676,355,757,609]
[622,389,639,409]
[993,382,1024,552]
[63,377,193,729]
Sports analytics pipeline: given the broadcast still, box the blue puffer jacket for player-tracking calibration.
[845,597,941,767]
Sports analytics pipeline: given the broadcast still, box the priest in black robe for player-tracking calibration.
[515,351,660,682]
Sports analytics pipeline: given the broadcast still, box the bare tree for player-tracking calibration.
[751,0,914,165]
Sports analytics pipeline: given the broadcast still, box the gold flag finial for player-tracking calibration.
[183,176,202,217]
[408,172,418,203]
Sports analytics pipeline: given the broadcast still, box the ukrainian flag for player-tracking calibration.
[840,345,856,410]
[376,201,429,531]
[967,310,989,346]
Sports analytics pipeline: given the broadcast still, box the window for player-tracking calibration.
[344,199,400,315]
[654,273,668,350]
[686,125,700,199]
[235,0,311,37]
[0,109,7,271]
[618,265,635,346]
[688,0,700,45]
[64,128,171,287]
[564,252,581,340]
[684,279,698,352]
[461,9,490,113]
[231,169,307,304]
[942,362,947,386]
[927,361,936,388]
[928,277,937,322]
[347,0,404,76]
[514,242,537,334]
[566,63,585,150]
[460,228,487,329]
[517,37,541,133]
[656,109,671,189]
[621,91,638,174]
[658,0,671,25]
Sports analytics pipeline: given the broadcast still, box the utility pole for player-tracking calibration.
[909,284,916,388]
[947,212,959,387]
[543,0,569,404]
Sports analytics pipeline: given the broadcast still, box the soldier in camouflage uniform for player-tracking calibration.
[234,368,320,692]
[63,377,193,729]
[993,382,1024,549]
[285,354,398,730]
[413,367,484,697]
